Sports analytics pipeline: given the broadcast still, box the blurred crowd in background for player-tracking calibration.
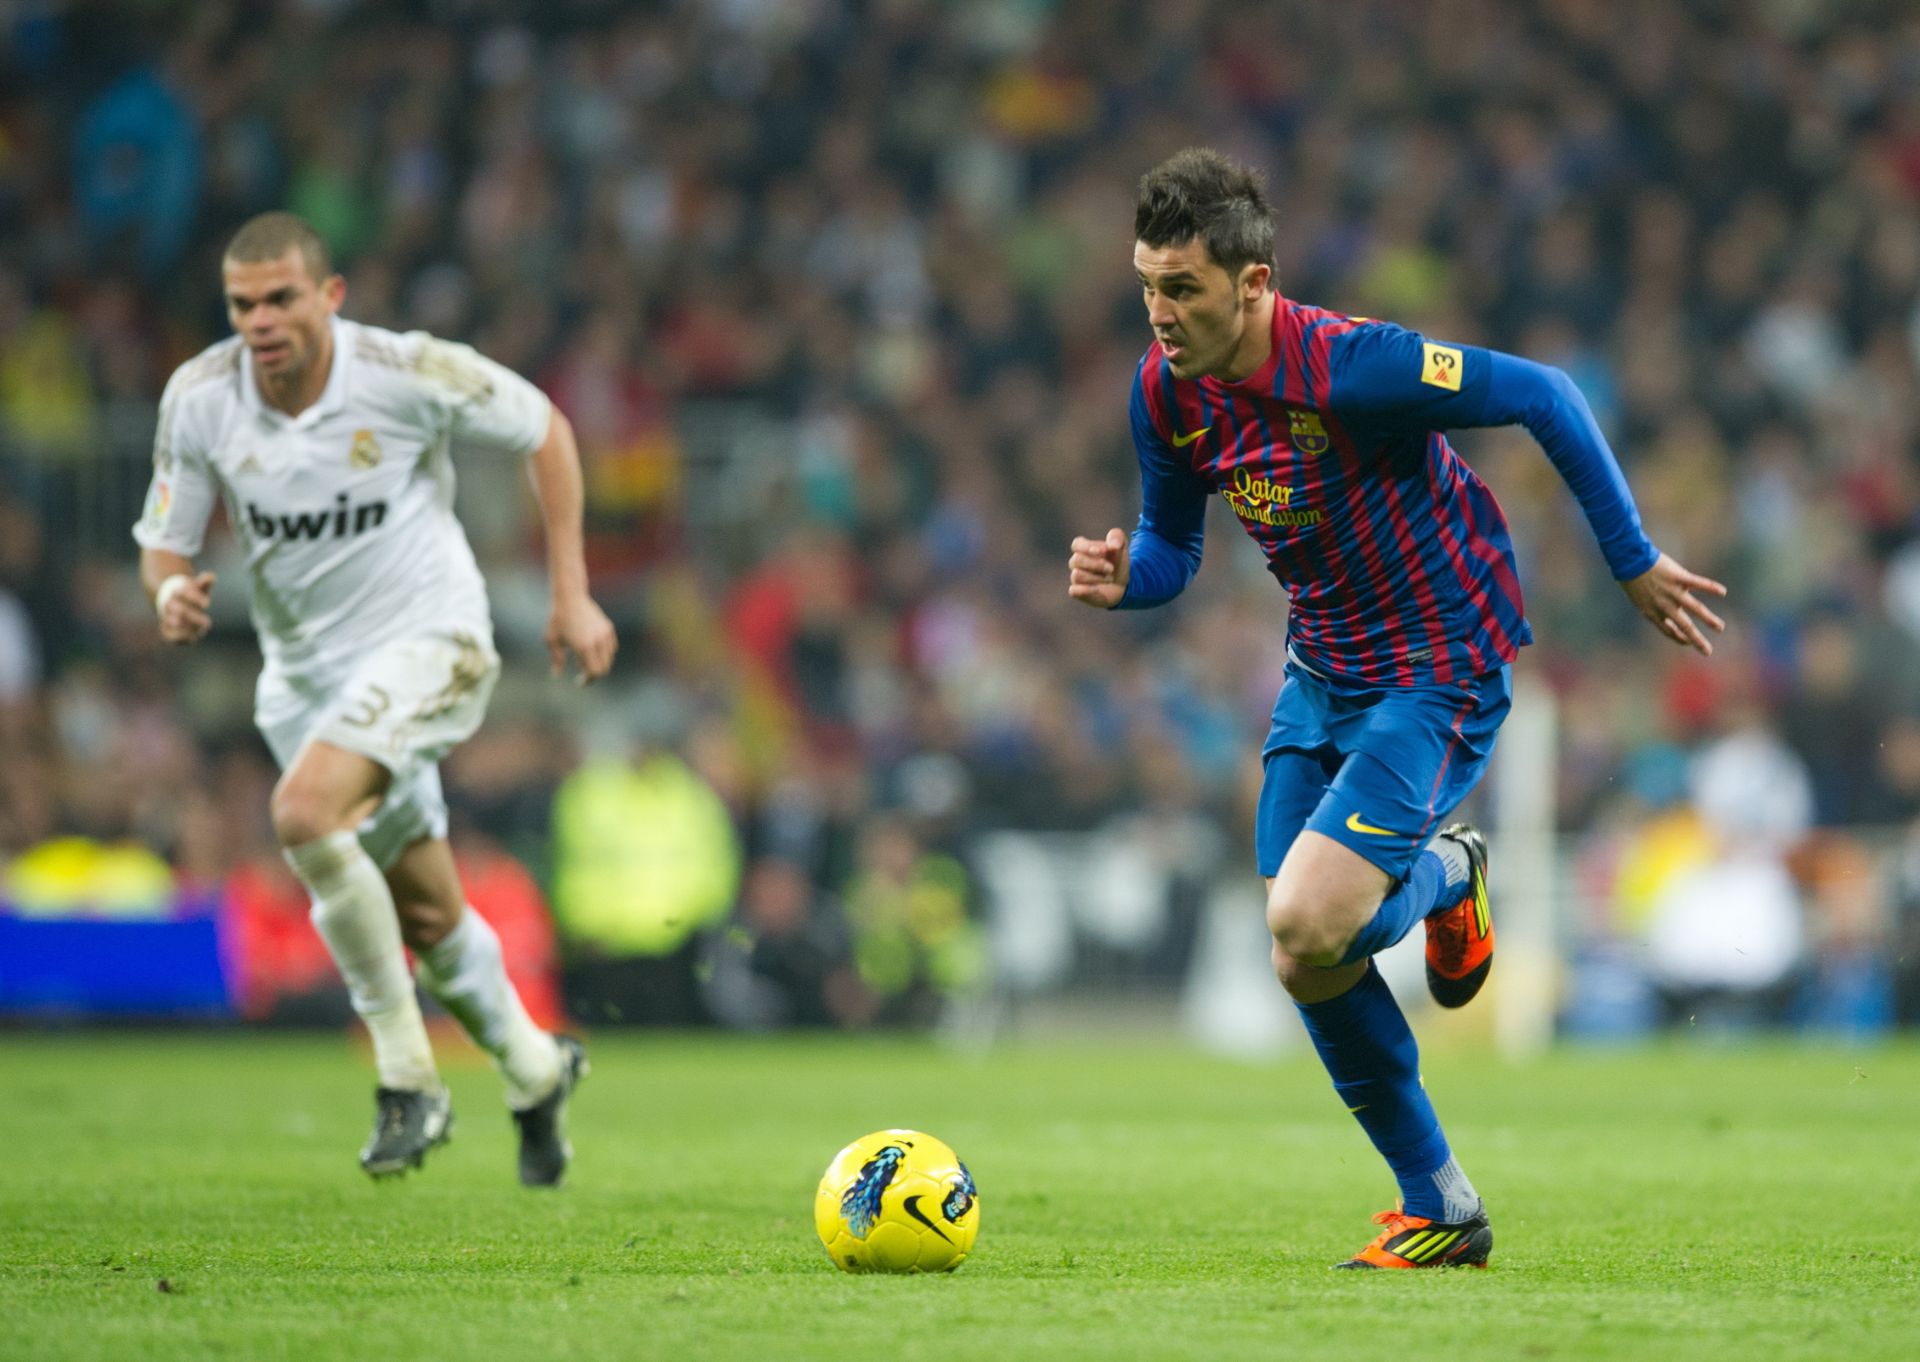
[3,0,1919,1037]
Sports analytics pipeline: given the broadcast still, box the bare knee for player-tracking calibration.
[1271,943,1367,1004]
[1270,941,1315,994]
[271,777,354,849]
[272,746,389,849]
[1265,889,1351,967]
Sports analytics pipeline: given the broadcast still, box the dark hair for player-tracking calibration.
[1134,148,1274,280]
[223,212,333,282]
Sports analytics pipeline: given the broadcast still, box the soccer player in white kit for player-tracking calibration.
[134,212,618,1185]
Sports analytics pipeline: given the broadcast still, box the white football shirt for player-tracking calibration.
[134,317,551,678]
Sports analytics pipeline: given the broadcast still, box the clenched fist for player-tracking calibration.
[156,570,217,645]
[1068,528,1130,609]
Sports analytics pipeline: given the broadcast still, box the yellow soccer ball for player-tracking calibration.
[814,1129,980,1274]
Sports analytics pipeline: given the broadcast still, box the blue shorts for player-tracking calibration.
[1254,661,1511,881]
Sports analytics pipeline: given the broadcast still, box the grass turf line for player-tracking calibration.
[1,1032,1914,1361]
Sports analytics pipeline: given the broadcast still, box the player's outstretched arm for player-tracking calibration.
[1618,553,1727,656]
[1068,528,1131,609]
[140,547,215,646]
[526,406,617,684]
[1454,351,1730,655]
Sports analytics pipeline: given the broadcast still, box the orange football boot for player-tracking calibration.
[1423,823,1492,1009]
[1334,1204,1493,1269]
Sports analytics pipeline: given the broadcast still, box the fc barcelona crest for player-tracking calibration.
[349,429,383,469]
[1289,410,1330,455]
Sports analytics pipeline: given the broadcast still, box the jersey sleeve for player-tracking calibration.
[1477,352,1658,580]
[410,333,553,457]
[1327,321,1658,581]
[1324,319,1496,431]
[1116,363,1208,610]
[132,371,221,556]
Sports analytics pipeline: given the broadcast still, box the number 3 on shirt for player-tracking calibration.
[1420,342,1464,391]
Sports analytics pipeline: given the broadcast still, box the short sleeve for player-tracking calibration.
[411,334,552,457]
[132,373,221,556]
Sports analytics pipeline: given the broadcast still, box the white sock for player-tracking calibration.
[1428,834,1473,899]
[287,830,440,1093]
[1429,1155,1482,1223]
[414,907,561,1110]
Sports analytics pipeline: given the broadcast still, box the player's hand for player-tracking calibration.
[1068,528,1130,609]
[1619,553,1727,656]
[547,592,617,684]
[156,571,216,645]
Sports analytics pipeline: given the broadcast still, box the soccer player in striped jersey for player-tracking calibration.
[1068,148,1726,1269]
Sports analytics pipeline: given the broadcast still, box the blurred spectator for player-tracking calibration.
[1643,845,1805,1031]
[71,55,202,279]
[1636,710,1813,1028]
[1787,833,1895,1039]
[841,814,986,1027]
[0,307,96,461]
[549,732,741,1025]
[1779,612,1889,825]
[702,854,865,1030]
[1689,708,1815,848]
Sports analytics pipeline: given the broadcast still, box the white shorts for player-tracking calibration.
[257,629,501,868]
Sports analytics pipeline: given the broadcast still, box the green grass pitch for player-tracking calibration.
[2,1031,1915,1361]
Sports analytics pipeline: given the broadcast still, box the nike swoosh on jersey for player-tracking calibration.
[1345,812,1401,836]
[1171,426,1211,447]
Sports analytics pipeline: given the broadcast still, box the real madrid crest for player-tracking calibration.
[349,428,383,470]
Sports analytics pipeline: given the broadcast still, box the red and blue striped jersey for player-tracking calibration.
[1119,295,1658,688]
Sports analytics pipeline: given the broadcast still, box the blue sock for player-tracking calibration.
[1296,961,1454,1219]
[1337,848,1449,965]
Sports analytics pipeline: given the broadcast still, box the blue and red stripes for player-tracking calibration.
[1126,297,1530,688]
[1299,311,1455,686]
